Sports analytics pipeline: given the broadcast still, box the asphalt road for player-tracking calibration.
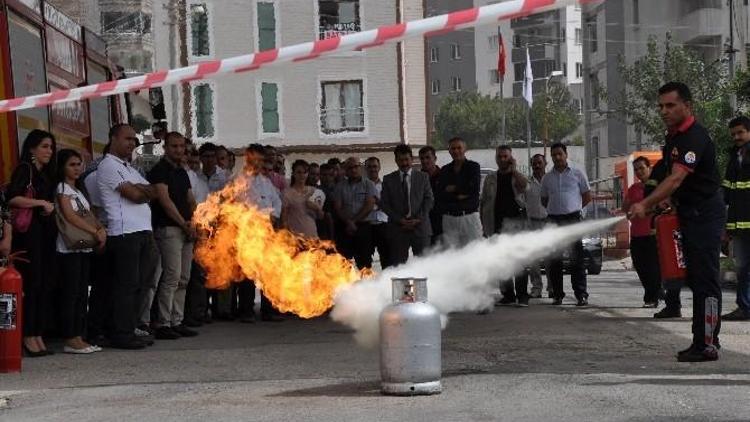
[1,270,749,422]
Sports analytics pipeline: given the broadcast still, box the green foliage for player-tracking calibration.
[434,91,504,149]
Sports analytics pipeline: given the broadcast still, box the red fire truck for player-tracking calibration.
[0,0,124,183]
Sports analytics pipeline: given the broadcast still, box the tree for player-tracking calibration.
[434,92,504,148]
[606,34,733,156]
[531,82,581,143]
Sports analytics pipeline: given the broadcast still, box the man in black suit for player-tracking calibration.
[380,144,435,266]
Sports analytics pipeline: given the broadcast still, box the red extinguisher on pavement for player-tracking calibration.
[654,211,687,290]
[0,254,24,373]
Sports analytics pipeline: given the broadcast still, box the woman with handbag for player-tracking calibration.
[7,129,57,357]
[55,149,106,354]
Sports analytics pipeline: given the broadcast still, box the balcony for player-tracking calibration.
[678,6,724,45]
[511,44,558,63]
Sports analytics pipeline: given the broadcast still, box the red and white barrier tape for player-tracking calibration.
[0,0,586,114]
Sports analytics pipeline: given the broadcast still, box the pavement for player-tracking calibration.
[1,270,749,422]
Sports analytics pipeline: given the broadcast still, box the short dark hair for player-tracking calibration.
[497,145,512,153]
[309,162,320,169]
[108,123,131,141]
[198,142,218,155]
[418,145,436,157]
[320,163,333,172]
[327,157,342,166]
[365,156,380,164]
[550,142,567,154]
[448,136,464,145]
[658,82,693,103]
[394,144,412,158]
[729,115,750,131]
[164,131,185,146]
[246,143,265,155]
[633,156,651,167]
[532,153,546,162]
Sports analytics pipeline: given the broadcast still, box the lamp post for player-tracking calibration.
[543,70,565,157]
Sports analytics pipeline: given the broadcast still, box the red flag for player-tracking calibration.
[497,29,506,81]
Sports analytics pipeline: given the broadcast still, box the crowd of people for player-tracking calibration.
[4,81,748,363]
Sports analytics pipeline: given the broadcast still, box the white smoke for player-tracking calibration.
[330,217,623,347]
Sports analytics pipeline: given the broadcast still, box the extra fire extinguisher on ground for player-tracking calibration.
[0,256,23,373]
[655,212,687,290]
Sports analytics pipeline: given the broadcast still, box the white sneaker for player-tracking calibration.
[63,345,96,354]
[134,328,151,337]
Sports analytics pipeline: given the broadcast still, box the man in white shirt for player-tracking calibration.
[526,154,550,298]
[97,124,159,349]
[236,144,283,323]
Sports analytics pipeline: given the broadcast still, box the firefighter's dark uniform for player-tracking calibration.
[663,116,725,353]
[722,141,750,317]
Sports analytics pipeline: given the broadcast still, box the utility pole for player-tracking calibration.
[729,0,738,113]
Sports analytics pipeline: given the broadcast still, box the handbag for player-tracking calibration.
[55,195,99,250]
[11,163,35,233]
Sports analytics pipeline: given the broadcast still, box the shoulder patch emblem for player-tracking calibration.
[684,151,697,164]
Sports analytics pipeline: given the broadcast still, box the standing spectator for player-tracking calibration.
[435,137,482,248]
[237,144,284,323]
[327,158,345,183]
[147,132,199,339]
[217,146,231,171]
[526,154,550,298]
[8,129,56,357]
[332,157,378,269]
[307,163,321,187]
[419,146,442,245]
[282,160,323,238]
[55,149,106,354]
[381,144,434,266]
[317,163,337,241]
[623,157,662,308]
[480,146,530,306]
[264,145,287,192]
[541,143,592,307]
[722,116,750,321]
[97,124,159,349]
[365,157,391,269]
[629,82,725,362]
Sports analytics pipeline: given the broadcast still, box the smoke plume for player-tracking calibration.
[330,217,623,347]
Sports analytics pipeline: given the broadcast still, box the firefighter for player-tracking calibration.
[722,116,750,321]
[629,82,725,362]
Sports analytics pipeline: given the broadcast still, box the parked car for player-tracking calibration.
[560,203,609,275]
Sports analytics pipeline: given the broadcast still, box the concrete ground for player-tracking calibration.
[1,269,749,422]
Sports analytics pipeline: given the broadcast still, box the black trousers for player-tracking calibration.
[336,222,374,269]
[678,194,726,350]
[58,252,91,339]
[13,217,56,337]
[108,232,158,343]
[87,247,112,339]
[238,279,274,317]
[371,223,392,269]
[388,227,429,267]
[630,235,662,304]
[500,271,531,301]
[184,260,207,321]
[547,213,588,300]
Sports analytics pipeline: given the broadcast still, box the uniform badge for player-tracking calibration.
[684,151,696,164]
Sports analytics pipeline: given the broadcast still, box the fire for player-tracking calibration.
[193,173,369,318]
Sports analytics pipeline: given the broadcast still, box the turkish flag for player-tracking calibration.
[497,29,506,81]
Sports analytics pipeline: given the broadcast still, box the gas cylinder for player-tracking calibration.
[0,262,23,373]
[655,213,687,290]
[379,277,441,396]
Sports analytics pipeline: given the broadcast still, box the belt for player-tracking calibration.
[548,211,581,221]
[446,210,477,217]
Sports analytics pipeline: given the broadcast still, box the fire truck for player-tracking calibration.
[0,0,124,183]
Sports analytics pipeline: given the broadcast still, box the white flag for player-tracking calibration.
[523,47,533,107]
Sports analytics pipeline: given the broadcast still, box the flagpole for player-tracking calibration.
[526,99,532,176]
[501,76,506,143]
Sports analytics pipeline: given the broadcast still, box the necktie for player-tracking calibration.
[402,171,411,218]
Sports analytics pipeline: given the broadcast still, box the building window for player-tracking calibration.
[193,83,215,138]
[576,62,583,79]
[431,79,441,95]
[633,0,640,25]
[450,43,461,60]
[319,0,360,40]
[190,3,210,57]
[320,80,364,134]
[261,82,280,134]
[488,34,499,51]
[588,18,598,53]
[431,113,437,132]
[451,76,462,92]
[257,2,276,51]
[489,69,500,85]
[513,34,522,48]
[101,12,151,34]
[575,28,582,45]
[590,73,600,110]
[430,46,439,63]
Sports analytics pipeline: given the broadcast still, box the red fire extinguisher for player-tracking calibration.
[655,213,687,290]
[0,256,23,373]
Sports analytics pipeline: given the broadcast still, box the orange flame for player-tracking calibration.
[193,173,368,318]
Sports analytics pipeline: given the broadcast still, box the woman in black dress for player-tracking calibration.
[8,129,57,357]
